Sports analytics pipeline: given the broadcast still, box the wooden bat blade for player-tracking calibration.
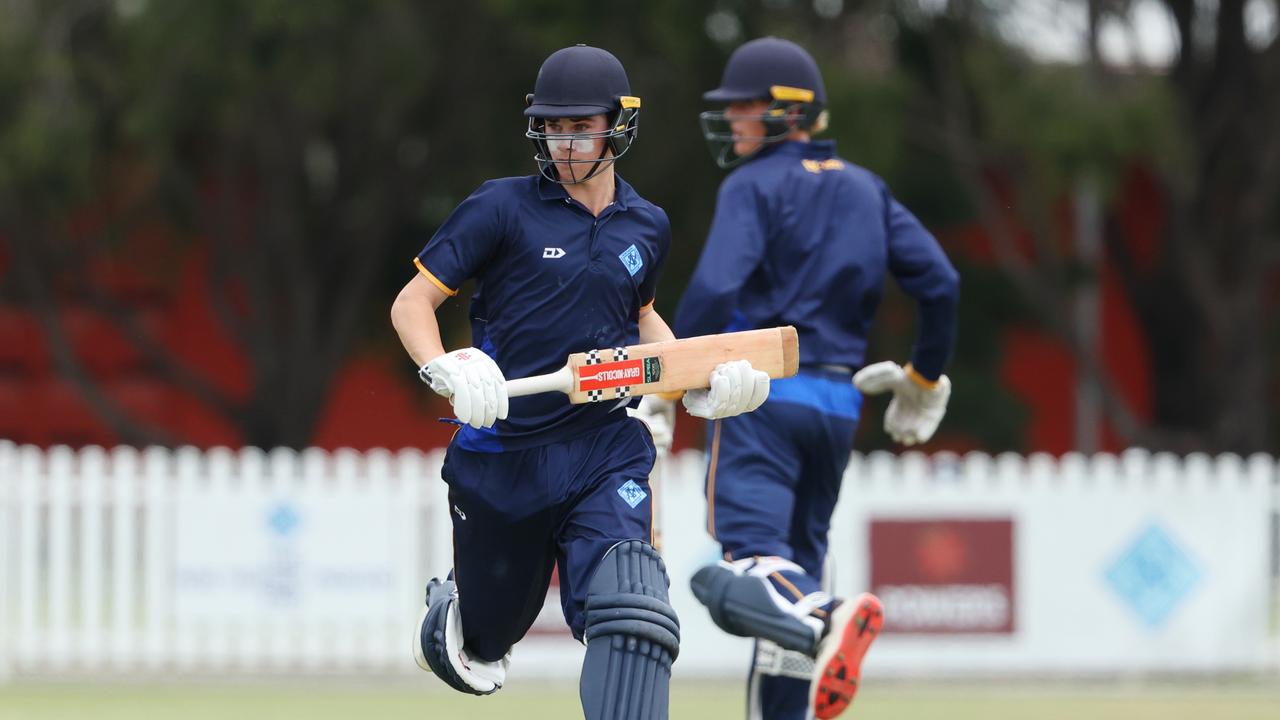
[506,326,799,403]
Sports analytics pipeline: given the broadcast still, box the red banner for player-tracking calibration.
[869,518,1015,635]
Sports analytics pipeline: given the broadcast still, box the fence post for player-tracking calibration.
[80,446,108,670]
[47,446,74,671]
[1268,453,1280,675]
[142,447,172,670]
[0,440,14,683]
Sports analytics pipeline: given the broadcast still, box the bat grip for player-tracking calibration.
[506,366,574,398]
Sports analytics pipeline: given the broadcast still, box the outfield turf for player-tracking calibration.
[2,679,1279,719]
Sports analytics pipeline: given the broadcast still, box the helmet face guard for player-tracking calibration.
[526,97,640,184]
[700,85,822,169]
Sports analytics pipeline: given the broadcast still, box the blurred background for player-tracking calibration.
[1,0,1278,718]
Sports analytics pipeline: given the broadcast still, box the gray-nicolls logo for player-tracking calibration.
[453,504,467,520]
[542,247,566,259]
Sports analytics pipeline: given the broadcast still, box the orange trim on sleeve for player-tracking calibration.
[639,299,655,315]
[904,363,941,390]
[413,257,459,297]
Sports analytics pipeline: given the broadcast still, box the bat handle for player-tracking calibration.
[506,366,574,398]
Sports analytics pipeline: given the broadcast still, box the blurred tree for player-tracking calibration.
[823,0,1276,453]
[2,0,1274,453]
[0,0,731,448]
[0,0,516,446]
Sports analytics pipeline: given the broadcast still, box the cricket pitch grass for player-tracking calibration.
[2,677,1279,720]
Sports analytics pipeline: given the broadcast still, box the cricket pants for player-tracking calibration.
[441,415,656,662]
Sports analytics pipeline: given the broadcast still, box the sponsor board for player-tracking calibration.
[870,518,1015,634]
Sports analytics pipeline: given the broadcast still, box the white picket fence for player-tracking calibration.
[1,439,1278,681]
[0,442,457,679]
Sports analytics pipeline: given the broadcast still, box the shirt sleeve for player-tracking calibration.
[414,181,506,295]
[637,208,672,311]
[883,182,960,380]
[673,176,768,338]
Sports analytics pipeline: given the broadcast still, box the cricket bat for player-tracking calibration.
[506,326,799,403]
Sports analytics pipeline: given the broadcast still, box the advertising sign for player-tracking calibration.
[869,518,1015,634]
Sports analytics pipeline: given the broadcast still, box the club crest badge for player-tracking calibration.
[619,244,643,276]
[617,479,648,508]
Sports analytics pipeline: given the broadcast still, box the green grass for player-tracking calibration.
[2,679,1279,720]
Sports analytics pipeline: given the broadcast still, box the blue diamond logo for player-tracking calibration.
[618,244,643,276]
[617,479,647,508]
[268,503,300,536]
[1104,523,1199,628]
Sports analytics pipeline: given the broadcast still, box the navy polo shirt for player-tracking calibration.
[673,140,959,380]
[415,174,670,452]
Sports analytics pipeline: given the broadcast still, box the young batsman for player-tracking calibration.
[390,45,770,720]
[636,36,960,719]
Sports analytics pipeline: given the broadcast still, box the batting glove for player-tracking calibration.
[853,361,951,446]
[628,394,676,452]
[420,348,508,429]
[683,360,770,420]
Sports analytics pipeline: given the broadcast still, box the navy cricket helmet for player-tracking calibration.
[700,37,828,168]
[524,45,641,184]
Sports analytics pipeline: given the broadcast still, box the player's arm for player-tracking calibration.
[631,304,679,450]
[390,273,449,367]
[638,302,676,345]
[854,185,959,446]
[672,179,766,338]
[390,271,505,430]
[394,181,508,429]
[882,188,960,382]
[638,299,769,423]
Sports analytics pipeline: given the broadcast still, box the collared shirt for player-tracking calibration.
[415,174,669,451]
[673,140,959,380]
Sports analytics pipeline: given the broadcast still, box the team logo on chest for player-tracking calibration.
[618,244,643,276]
[542,247,566,259]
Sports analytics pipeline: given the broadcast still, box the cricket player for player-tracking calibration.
[390,45,770,720]
[637,37,960,719]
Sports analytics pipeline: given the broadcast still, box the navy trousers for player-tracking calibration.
[441,416,656,662]
[705,369,861,719]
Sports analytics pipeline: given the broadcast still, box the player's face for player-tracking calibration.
[725,100,771,157]
[544,114,610,182]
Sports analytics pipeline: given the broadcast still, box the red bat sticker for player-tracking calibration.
[578,359,645,390]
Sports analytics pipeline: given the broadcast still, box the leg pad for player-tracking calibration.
[691,561,821,655]
[579,540,680,720]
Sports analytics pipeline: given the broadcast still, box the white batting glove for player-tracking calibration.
[420,348,508,429]
[628,394,676,452]
[853,361,951,446]
[683,360,770,420]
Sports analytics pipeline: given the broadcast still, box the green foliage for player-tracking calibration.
[964,45,1184,202]
[0,11,96,215]
[3,0,1250,450]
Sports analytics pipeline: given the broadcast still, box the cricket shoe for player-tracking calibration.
[811,592,883,718]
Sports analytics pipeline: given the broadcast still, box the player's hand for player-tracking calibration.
[628,394,676,452]
[853,361,951,446]
[682,360,770,420]
[421,348,509,429]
